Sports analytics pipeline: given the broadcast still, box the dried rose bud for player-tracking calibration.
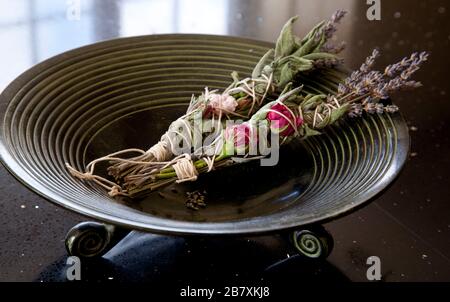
[209,93,238,114]
[267,103,303,136]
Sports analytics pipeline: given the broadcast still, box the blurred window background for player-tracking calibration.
[0,0,354,90]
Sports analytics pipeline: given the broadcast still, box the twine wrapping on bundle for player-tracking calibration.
[173,155,198,183]
[147,140,171,162]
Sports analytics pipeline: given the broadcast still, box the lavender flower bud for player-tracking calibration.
[360,49,380,73]
[375,103,385,114]
[362,96,374,105]
[315,10,347,41]
[384,105,399,113]
[348,103,363,117]
[364,103,376,114]
[338,83,349,95]
[321,41,346,54]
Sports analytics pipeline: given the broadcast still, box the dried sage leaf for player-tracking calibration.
[275,16,299,59]
[252,49,274,78]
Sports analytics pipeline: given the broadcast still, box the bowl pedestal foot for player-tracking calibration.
[287,225,334,259]
[65,222,130,259]
[65,221,334,260]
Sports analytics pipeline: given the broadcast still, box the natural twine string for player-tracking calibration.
[148,140,170,162]
[65,163,128,197]
[173,154,198,183]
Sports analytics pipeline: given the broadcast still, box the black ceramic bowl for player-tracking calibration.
[0,34,409,235]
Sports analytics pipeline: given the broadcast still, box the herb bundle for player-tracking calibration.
[66,11,429,199]
[66,11,348,194]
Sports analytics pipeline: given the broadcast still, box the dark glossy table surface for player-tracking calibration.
[0,0,449,282]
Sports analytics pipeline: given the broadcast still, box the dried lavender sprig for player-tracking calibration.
[377,52,428,98]
[384,51,429,78]
[348,103,400,117]
[339,48,381,94]
[348,103,363,118]
[316,10,348,54]
[400,52,429,79]
[335,49,429,117]
[316,9,347,40]
[384,104,399,113]
[339,49,428,101]
[360,48,381,73]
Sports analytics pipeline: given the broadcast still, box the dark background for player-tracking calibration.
[0,0,449,282]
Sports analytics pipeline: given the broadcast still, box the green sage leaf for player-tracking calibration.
[275,16,299,59]
[301,20,325,44]
[278,63,294,87]
[329,103,350,124]
[303,125,322,137]
[301,94,326,111]
[277,56,313,86]
[252,49,274,78]
[294,36,318,57]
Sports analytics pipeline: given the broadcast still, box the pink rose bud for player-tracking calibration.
[225,123,257,148]
[210,93,238,114]
[267,103,303,136]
